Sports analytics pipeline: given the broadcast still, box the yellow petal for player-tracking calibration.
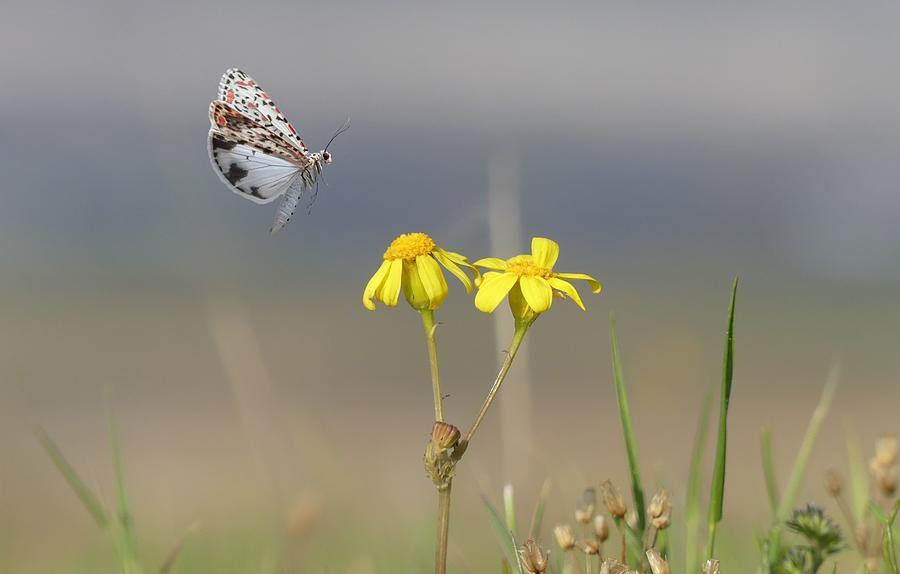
[379,259,403,306]
[472,257,508,271]
[548,277,585,310]
[531,237,560,269]
[519,275,553,313]
[434,249,475,293]
[362,260,392,310]
[554,272,601,293]
[416,255,449,309]
[474,272,519,313]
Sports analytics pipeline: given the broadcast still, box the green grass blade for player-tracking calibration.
[760,428,780,512]
[846,431,868,523]
[159,523,199,574]
[107,399,141,573]
[528,479,552,540]
[609,314,646,533]
[765,367,839,565]
[881,499,900,574]
[503,484,517,539]
[34,426,109,529]
[706,277,738,560]
[685,385,714,574]
[483,495,524,574]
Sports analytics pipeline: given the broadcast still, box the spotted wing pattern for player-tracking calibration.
[217,68,309,153]
[207,132,300,204]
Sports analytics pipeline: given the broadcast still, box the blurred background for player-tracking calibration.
[1,1,898,572]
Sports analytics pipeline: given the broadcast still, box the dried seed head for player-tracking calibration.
[575,488,596,524]
[554,524,576,551]
[855,523,870,553]
[646,549,671,574]
[648,489,672,529]
[580,539,600,555]
[519,538,549,573]
[430,421,460,451]
[599,480,627,519]
[874,436,898,468]
[601,559,635,574]
[593,514,610,542]
[875,466,897,497]
[824,468,843,497]
[702,559,720,574]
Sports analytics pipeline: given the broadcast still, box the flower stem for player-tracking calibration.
[435,482,452,574]
[461,319,532,447]
[420,310,444,421]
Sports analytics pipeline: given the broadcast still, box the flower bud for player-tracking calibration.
[874,436,898,468]
[580,539,600,555]
[431,421,460,451]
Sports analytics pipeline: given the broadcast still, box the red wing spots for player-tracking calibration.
[225,90,235,104]
[288,124,297,135]
[216,115,227,126]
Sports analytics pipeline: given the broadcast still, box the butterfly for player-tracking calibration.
[207,68,348,233]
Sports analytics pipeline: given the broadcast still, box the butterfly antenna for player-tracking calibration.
[324,116,351,152]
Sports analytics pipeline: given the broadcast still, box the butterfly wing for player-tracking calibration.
[217,68,309,153]
[208,131,300,204]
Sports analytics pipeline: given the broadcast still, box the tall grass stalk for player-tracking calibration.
[760,429,780,512]
[706,276,738,560]
[764,367,839,566]
[608,314,646,533]
[685,386,714,574]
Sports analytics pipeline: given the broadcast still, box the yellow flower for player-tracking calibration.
[474,237,601,319]
[363,232,479,311]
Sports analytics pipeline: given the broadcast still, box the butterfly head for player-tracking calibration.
[321,150,333,164]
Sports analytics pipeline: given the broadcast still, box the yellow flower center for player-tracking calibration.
[505,255,552,278]
[384,232,436,261]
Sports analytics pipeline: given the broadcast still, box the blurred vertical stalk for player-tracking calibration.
[488,150,534,481]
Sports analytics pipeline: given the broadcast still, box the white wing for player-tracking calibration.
[208,131,300,204]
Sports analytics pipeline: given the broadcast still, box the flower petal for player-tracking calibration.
[554,272,601,293]
[474,272,519,313]
[548,277,585,311]
[362,260,392,310]
[531,238,559,269]
[416,255,449,308]
[472,257,509,271]
[378,258,403,306]
[519,275,553,313]
[434,250,474,293]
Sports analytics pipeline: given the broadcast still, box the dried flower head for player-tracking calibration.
[593,514,610,542]
[599,480,627,519]
[874,436,898,468]
[575,488,596,524]
[824,468,843,497]
[580,539,600,555]
[701,559,720,574]
[553,524,576,551]
[519,538,549,573]
[648,489,672,529]
[430,421,460,451]
[646,549,671,574]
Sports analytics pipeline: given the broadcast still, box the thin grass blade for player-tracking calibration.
[685,385,714,574]
[503,483,517,539]
[705,277,738,560]
[764,366,839,565]
[760,428,780,512]
[34,426,109,529]
[107,398,141,573]
[528,479,552,540]
[483,495,524,574]
[846,431,868,523]
[609,314,646,532]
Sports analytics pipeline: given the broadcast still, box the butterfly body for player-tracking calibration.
[207,68,336,233]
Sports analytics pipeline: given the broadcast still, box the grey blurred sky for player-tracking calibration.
[2,0,900,283]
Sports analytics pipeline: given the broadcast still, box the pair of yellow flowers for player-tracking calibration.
[363,233,601,319]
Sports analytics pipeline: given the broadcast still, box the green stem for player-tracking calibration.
[420,310,444,421]
[435,482,452,574]
[462,320,532,447]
